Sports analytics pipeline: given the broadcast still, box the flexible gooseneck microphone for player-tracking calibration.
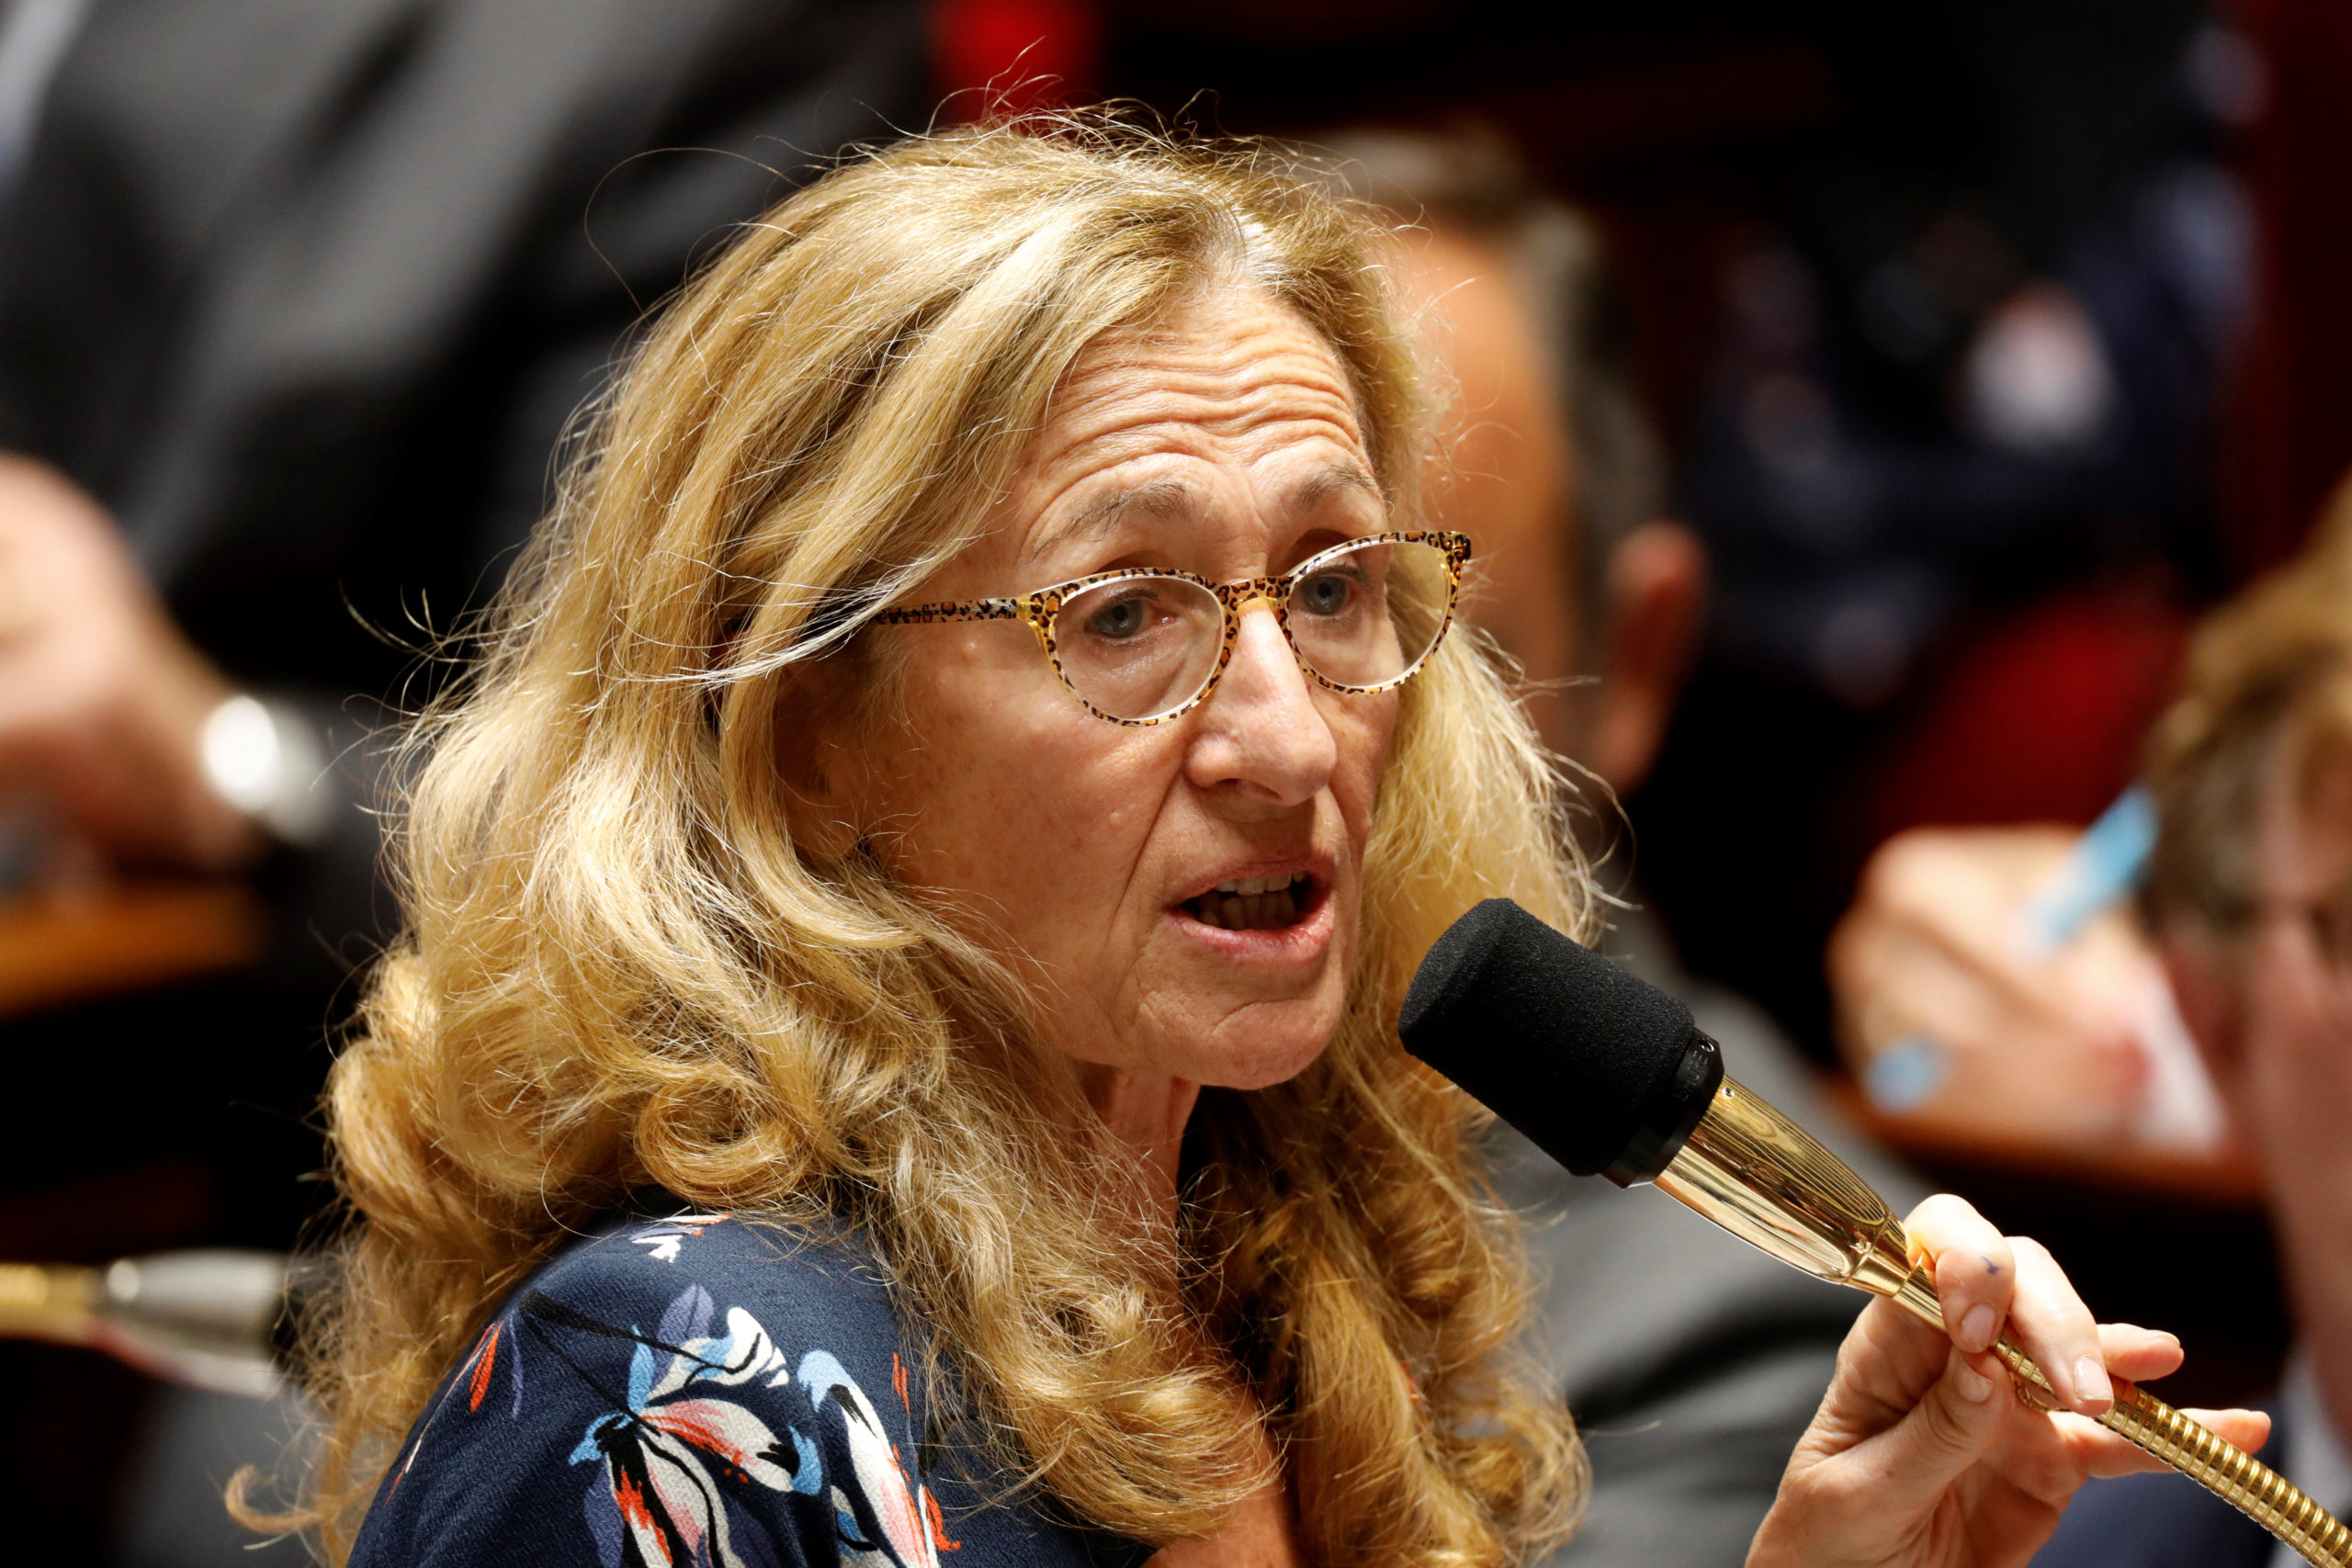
[1401,898,2352,1568]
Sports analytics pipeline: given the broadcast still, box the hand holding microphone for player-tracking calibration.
[1401,899,2324,1567]
[1750,1198,2252,1568]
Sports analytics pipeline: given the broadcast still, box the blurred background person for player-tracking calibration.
[2023,481,2352,1563]
[1317,126,1924,1567]
[0,0,928,1558]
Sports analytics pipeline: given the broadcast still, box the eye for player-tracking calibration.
[1083,589,1153,640]
[1295,569,1358,617]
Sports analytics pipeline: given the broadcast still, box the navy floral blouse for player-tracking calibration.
[350,1204,1154,1568]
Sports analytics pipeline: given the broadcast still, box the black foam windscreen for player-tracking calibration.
[1398,897,1713,1179]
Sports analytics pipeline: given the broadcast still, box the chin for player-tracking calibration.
[1188,1012,1342,1091]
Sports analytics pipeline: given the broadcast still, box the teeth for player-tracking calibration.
[1214,874,1302,897]
[1188,877,1305,931]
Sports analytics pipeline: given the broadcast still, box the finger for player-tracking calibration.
[1828,1293,1985,1428]
[2005,1236,2110,1414]
[2063,1407,2273,1479]
[1865,1344,2015,1504]
[1906,1194,2017,1354]
[2098,1322,2183,1385]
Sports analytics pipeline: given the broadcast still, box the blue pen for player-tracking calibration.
[2016,784,2157,959]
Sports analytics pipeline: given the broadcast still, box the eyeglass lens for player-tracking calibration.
[1052,536,1451,721]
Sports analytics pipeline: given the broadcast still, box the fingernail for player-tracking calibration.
[1959,1303,1997,1352]
[2074,1355,2113,1409]
[1956,1360,1995,1403]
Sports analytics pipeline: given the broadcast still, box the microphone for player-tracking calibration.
[1401,898,2352,1568]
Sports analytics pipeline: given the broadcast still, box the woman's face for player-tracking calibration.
[843,286,1398,1091]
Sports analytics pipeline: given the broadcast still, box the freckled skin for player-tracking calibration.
[842,288,1397,1110]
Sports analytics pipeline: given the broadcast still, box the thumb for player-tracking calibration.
[1870,1347,2009,1505]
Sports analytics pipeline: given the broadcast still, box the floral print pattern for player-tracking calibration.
[367,1213,976,1568]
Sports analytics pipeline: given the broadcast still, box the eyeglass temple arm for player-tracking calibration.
[873,597,1024,625]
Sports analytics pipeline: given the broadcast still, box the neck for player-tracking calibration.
[1079,1066,1202,1217]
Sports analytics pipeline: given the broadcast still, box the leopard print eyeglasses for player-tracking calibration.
[874,530,1471,726]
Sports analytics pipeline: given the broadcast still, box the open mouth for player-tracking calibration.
[1182,874,1314,932]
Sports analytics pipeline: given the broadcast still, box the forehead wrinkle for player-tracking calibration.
[1008,294,1372,572]
[1023,383,1368,537]
[1047,308,1361,447]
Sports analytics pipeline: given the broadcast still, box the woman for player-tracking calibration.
[302,121,2257,1567]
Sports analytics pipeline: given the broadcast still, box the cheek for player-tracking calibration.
[1324,691,1399,830]
[862,668,1170,942]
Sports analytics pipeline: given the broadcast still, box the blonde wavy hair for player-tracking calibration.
[296,117,1595,1564]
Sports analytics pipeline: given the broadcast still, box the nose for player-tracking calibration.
[1183,602,1337,809]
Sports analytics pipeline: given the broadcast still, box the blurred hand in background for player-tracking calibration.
[0,457,251,876]
[1829,824,2169,1145]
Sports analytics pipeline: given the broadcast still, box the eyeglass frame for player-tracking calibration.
[871,528,1472,727]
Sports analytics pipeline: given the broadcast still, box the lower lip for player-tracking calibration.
[1166,883,1337,963]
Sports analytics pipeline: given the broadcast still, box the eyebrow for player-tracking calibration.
[1023,477,1203,566]
[1286,461,1381,519]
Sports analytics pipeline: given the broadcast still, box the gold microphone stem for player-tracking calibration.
[0,1262,98,1346]
[1654,1075,2352,1568]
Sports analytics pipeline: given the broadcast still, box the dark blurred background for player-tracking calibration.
[0,0,2346,1559]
